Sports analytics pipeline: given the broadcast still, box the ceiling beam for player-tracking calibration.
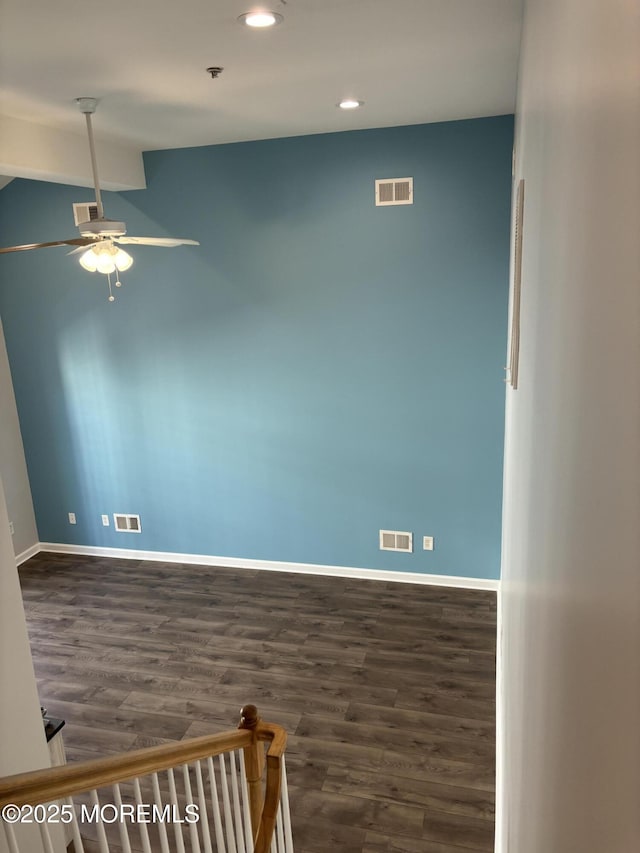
[0,115,146,191]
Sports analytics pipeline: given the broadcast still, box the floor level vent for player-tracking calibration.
[113,513,141,533]
[379,529,413,552]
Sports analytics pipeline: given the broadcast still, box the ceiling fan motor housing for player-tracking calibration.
[78,219,127,237]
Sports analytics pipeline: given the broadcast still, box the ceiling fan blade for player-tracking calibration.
[115,236,200,247]
[0,238,96,255]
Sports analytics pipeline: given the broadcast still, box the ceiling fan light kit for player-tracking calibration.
[0,97,199,303]
[79,245,133,274]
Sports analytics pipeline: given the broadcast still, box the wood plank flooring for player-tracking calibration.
[18,552,496,852]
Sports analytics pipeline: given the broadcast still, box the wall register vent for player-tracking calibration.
[113,513,142,533]
[375,177,413,206]
[72,202,100,226]
[379,529,413,552]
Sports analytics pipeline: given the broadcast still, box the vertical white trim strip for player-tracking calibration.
[508,178,525,390]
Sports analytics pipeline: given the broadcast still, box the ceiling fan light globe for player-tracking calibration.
[79,248,99,272]
[114,249,133,271]
[96,251,116,274]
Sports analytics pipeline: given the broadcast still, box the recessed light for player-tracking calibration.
[338,99,364,110]
[238,10,283,28]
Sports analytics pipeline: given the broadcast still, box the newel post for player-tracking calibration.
[239,704,264,841]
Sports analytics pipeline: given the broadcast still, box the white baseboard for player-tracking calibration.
[29,542,499,590]
[15,542,40,566]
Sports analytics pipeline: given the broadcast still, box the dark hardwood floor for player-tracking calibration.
[19,552,496,852]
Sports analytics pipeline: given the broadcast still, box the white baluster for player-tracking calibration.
[132,777,152,853]
[182,764,201,853]
[280,756,294,853]
[275,800,285,853]
[167,767,187,853]
[218,753,238,853]
[111,783,132,853]
[38,820,55,853]
[238,749,254,852]
[194,759,213,853]
[206,756,226,853]
[229,751,246,853]
[2,821,19,853]
[151,772,171,853]
[65,796,85,853]
[90,788,110,853]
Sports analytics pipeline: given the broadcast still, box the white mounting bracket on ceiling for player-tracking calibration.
[75,97,98,115]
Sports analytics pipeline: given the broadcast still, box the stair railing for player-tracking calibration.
[0,704,293,853]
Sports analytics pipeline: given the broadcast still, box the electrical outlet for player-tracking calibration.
[9,522,14,536]
[101,515,110,527]
[68,512,76,525]
[423,535,434,551]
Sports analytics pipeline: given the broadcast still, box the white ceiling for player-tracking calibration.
[0,0,523,184]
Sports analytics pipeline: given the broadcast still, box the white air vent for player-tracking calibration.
[379,529,413,552]
[113,513,141,533]
[375,177,413,206]
[73,202,100,226]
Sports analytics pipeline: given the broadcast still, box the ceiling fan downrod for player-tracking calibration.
[76,97,104,220]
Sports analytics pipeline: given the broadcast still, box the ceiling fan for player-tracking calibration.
[0,97,199,301]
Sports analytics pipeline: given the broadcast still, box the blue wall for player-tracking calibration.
[0,116,512,579]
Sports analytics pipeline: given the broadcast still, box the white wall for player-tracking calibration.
[0,473,56,853]
[0,114,145,190]
[0,319,38,557]
[498,0,640,851]
[0,474,49,776]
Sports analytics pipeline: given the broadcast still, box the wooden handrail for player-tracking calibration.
[0,707,287,813]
